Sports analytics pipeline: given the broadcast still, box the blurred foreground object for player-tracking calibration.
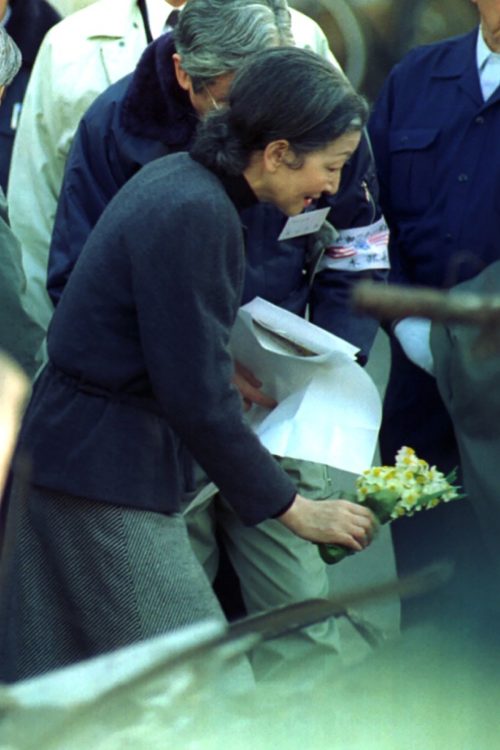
[352,280,500,357]
[0,561,453,750]
[0,352,29,496]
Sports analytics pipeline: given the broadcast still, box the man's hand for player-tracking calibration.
[233,360,277,412]
[277,493,377,551]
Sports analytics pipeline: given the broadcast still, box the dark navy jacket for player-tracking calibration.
[369,28,500,291]
[1,0,60,191]
[18,155,297,522]
[48,33,385,361]
[369,28,500,472]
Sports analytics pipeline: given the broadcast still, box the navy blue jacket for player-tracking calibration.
[48,33,385,361]
[369,28,500,291]
[1,0,60,191]
[18,154,297,523]
[369,28,500,472]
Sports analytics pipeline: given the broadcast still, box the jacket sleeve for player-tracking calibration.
[308,131,388,363]
[47,101,132,306]
[128,191,297,524]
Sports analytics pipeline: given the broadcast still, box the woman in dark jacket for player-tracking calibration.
[0,0,60,190]
[0,46,376,683]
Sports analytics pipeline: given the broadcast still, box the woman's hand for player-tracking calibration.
[277,493,377,551]
[232,360,277,412]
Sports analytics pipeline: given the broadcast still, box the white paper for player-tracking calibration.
[277,207,330,240]
[229,298,381,474]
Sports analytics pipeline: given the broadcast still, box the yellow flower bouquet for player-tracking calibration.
[319,446,464,564]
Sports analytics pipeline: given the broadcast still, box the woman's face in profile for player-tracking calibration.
[266,131,362,217]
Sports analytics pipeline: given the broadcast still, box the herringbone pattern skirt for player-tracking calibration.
[0,485,225,683]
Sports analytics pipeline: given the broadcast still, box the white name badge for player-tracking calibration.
[318,216,390,272]
[278,207,331,241]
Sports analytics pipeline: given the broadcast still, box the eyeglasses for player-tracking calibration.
[203,84,222,111]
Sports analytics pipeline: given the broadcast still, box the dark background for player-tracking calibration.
[290,0,478,101]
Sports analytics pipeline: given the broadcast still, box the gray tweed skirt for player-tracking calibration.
[0,485,225,683]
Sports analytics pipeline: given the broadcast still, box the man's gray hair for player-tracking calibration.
[0,27,21,87]
[174,0,293,89]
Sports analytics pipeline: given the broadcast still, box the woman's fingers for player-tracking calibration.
[277,494,378,551]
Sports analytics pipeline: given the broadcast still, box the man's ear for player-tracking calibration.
[172,53,191,91]
[263,140,291,172]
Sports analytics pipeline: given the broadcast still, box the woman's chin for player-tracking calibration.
[280,203,304,217]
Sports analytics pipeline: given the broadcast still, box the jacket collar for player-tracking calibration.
[121,32,196,146]
[216,173,259,214]
[430,29,479,79]
[84,0,144,40]
[430,29,482,105]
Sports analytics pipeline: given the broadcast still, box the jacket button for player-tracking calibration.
[445,233,453,240]
[458,173,468,182]
[475,115,485,124]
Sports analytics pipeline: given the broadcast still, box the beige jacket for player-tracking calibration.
[7,0,148,330]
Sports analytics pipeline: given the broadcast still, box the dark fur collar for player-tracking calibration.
[120,32,197,146]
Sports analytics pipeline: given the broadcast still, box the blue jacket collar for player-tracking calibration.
[430,29,482,105]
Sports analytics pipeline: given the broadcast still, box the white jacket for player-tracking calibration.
[290,7,339,68]
[8,1,337,332]
[7,0,148,330]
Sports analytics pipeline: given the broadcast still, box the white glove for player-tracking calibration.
[394,317,434,376]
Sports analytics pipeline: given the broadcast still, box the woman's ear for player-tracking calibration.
[263,140,291,172]
[172,53,191,92]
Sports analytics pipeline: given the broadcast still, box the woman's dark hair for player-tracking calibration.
[191,46,369,174]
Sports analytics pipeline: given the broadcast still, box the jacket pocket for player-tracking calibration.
[389,128,440,214]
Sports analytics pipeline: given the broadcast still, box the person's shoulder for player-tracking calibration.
[41,0,139,45]
[83,73,132,127]
[137,153,218,193]
[288,8,334,59]
[130,155,234,219]
[288,7,324,38]
[392,29,476,77]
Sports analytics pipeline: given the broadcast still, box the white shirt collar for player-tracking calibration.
[144,0,185,40]
[476,24,500,70]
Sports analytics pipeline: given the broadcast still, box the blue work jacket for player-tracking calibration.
[369,28,500,290]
